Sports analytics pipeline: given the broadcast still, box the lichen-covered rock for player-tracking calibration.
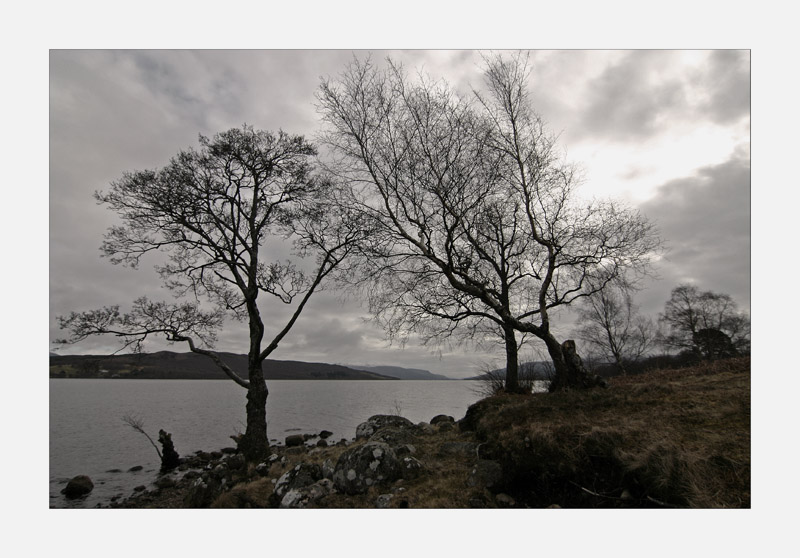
[355,415,415,440]
[62,475,94,499]
[274,462,323,499]
[333,441,401,495]
[280,479,334,508]
[369,426,418,446]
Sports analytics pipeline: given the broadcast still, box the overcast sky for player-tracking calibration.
[49,49,750,377]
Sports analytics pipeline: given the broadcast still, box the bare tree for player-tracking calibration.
[659,284,750,359]
[317,52,661,392]
[576,283,656,374]
[57,126,362,460]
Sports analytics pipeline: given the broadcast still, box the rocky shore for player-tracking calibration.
[102,413,506,509]
[62,357,751,508]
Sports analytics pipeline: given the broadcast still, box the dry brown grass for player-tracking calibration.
[466,357,750,507]
[207,357,749,508]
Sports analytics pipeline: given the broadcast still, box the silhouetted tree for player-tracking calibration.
[659,284,750,360]
[318,52,661,391]
[576,283,656,374]
[58,126,363,460]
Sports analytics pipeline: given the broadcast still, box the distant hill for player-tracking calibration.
[346,364,452,380]
[49,351,395,381]
[464,361,554,381]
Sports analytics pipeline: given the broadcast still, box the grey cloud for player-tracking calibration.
[694,50,750,125]
[638,153,750,318]
[543,50,750,145]
[579,50,688,142]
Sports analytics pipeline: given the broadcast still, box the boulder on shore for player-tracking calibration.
[62,475,94,499]
[285,434,305,447]
[355,415,415,440]
[333,441,401,495]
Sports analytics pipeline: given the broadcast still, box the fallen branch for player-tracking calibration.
[122,414,162,459]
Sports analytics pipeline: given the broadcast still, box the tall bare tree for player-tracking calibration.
[317,53,661,392]
[659,284,750,359]
[576,283,656,374]
[57,126,362,460]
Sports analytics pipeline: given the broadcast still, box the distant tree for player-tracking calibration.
[658,284,750,359]
[576,283,656,375]
[317,52,661,392]
[57,126,363,461]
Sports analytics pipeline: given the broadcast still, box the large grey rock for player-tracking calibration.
[280,479,334,508]
[355,415,415,440]
[274,463,323,499]
[370,426,418,446]
[62,475,94,499]
[333,441,401,495]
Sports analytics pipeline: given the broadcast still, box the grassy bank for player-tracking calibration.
[111,357,750,508]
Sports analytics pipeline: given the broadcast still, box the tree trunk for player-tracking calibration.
[503,325,523,393]
[545,335,608,392]
[239,361,269,461]
[239,301,269,462]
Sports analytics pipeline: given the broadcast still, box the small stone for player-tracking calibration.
[128,465,144,472]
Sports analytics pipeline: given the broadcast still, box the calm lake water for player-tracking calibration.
[49,379,483,508]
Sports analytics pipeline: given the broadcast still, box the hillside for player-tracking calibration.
[346,364,451,380]
[49,351,395,381]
